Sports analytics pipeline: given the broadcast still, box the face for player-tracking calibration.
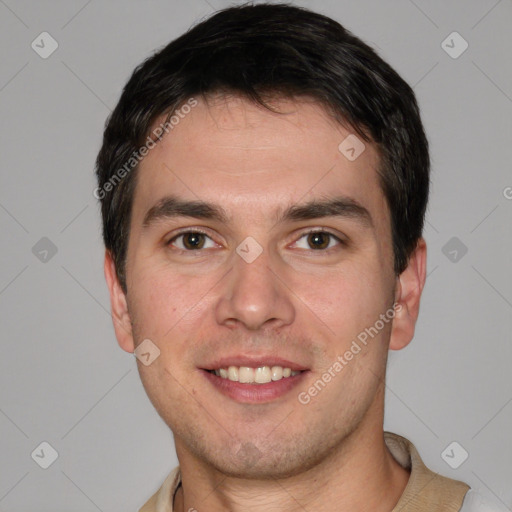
[106,94,424,479]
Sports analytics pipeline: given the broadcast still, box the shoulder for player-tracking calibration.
[460,490,511,512]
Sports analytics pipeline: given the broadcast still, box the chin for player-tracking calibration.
[196,438,325,480]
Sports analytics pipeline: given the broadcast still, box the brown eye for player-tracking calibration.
[182,232,205,249]
[307,232,331,250]
[292,230,342,252]
[168,231,216,251]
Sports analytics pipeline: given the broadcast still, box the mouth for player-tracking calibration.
[200,361,309,403]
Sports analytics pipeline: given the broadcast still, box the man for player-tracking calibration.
[95,3,505,511]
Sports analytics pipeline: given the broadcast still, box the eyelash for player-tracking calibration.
[166,228,344,253]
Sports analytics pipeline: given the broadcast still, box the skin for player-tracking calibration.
[105,94,427,512]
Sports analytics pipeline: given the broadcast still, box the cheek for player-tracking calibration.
[128,268,186,340]
[127,262,220,358]
[293,263,391,345]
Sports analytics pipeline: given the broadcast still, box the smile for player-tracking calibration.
[208,365,302,384]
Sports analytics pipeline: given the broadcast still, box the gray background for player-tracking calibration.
[0,0,511,510]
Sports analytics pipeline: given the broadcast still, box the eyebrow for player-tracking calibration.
[142,194,373,228]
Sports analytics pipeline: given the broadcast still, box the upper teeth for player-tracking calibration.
[214,366,301,384]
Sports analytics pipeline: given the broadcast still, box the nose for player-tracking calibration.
[214,244,295,331]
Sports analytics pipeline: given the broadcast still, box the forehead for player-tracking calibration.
[132,95,387,227]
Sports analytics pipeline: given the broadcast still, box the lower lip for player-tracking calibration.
[201,369,309,404]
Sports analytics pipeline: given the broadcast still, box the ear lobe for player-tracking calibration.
[389,238,427,351]
[104,250,135,353]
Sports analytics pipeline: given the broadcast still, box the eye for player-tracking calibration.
[167,230,217,251]
[292,230,343,251]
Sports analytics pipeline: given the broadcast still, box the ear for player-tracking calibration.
[389,238,427,351]
[104,250,135,353]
